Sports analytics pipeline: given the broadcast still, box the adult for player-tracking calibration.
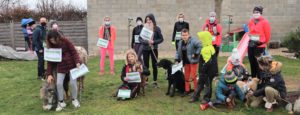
[172,13,189,50]
[131,17,144,62]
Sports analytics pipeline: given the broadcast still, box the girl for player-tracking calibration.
[46,30,81,111]
[131,17,144,62]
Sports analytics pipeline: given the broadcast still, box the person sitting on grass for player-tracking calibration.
[116,49,144,100]
[216,71,245,110]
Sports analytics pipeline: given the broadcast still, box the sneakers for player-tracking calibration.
[72,99,80,108]
[189,97,199,103]
[37,76,45,81]
[110,71,115,75]
[99,71,104,76]
[56,101,66,111]
[152,82,159,88]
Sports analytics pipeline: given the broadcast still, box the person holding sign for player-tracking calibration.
[139,13,164,88]
[175,29,201,96]
[202,12,222,77]
[172,12,189,50]
[131,17,144,62]
[45,30,82,111]
[117,49,143,99]
[247,6,271,79]
[98,16,117,76]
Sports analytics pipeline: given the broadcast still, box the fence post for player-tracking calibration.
[10,21,15,49]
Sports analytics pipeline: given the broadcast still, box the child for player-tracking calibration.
[118,49,143,99]
[227,48,250,81]
[216,71,245,110]
[46,30,81,111]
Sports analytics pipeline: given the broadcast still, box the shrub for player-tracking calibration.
[282,27,300,59]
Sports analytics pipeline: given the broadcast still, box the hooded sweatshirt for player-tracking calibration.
[197,31,215,63]
[139,13,164,50]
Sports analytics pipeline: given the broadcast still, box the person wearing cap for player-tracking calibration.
[226,48,249,81]
[175,29,201,95]
[249,56,286,112]
[98,16,117,76]
[131,17,144,62]
[215,71,245,109]
[189,31,217,103]
[172,13,189,50]
[202,11,222,76]
[247,6,271,79]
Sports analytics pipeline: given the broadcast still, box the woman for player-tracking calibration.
[172,13,189,50]
[131,17,144,62]
[98,16,117,75]
[247,6,271,79]
[175,29,201,95]
[139,13,164,88]
[46,30,81,111]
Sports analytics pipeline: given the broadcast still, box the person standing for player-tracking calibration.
[247,6,271,79]
[175,29,201,95]
[172,13,189,50]
[202,12,222,76]
[131,17,144,62]
[98,16,117,76]
[33,17,47,80]
[139,13,164,88]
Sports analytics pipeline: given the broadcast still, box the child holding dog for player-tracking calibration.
[189,31,217,103]
[249,55,287,112]
[175,28,202,95]
[216,71,245,110]
[46,30,81,111]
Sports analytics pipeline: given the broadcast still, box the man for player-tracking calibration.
[172,13,189,50]
[33,17,47,80]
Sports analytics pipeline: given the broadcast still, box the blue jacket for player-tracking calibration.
[32,25,47,51]
[175,36,202,64]
[216,77,245,102]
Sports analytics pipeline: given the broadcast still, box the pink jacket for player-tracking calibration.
[202,19,222,46]
[248,16,271,48]
[99,25,116,48]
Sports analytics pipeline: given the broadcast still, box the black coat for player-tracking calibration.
[172,21,189,42]
[131,25,143,48]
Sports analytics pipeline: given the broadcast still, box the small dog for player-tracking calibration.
[135,61,150,96]
[40,78,57,110]
[236,77,260,108]
[286,96,300,115]
[157,59,185,97]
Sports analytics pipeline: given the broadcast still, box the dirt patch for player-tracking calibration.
[285,78,300,91]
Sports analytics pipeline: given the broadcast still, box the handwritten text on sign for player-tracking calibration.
[140,27,153,41]
[126,72,141,83]
[97,38,109,48]
[70,64,89,80]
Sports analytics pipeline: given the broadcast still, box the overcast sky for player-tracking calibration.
[24,0,87,9]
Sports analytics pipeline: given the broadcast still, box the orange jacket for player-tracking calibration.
[202,19,222,46]
[248,16,271,48]
[99,25,116,48]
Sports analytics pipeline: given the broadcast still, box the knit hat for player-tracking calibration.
[136,17,143,22]
[253,6,263,14]
[224,71,238,84]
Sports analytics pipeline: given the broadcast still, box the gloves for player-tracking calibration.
[226,97,231,102]
[172,41,175,46]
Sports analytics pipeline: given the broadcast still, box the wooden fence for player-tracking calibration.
[0,21,88,51]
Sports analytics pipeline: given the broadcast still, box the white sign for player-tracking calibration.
[44,48,62,62]
[249,34,260,41]
[97,38,109,48]
[117,89,131,99]
[126,72,141,83]
[70,64,89,80]
[172,61,183,74]
[212,36,216,42]
[140,27,153,41]
[175,32,182,40]
[134,35,140,43]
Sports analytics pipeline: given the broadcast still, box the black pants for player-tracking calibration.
[248,46,265,79]
[143,49,158,81]
[175,40,180,51]
[192,74,214,101]
[213,45,219,76]
[36,51,45,77]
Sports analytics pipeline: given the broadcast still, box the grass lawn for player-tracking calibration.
[0,55,299,115]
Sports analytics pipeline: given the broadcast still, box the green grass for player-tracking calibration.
[0,56,299,114]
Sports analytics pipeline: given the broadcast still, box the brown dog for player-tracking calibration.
[236,78,260,108]
[135,61,150,96]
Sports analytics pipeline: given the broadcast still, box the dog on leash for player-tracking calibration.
[157,59,185,97]
[236,77,260,108]
[135,61,150,96]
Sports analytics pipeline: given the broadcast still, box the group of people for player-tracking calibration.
[22,17,83,111]
[99,6,286,113]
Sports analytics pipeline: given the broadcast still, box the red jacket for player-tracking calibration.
[248,16,271,48]
[47,38,81,75]
[202,19,222,46]
[98,25,116,48]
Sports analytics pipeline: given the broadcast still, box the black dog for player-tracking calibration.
[157,59,185,97]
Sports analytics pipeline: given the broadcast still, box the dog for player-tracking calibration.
[236,77,260,108]
[286,96,300,115]
[40,76,57,110]
[135,61,150,96]
[157,59,185,97]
